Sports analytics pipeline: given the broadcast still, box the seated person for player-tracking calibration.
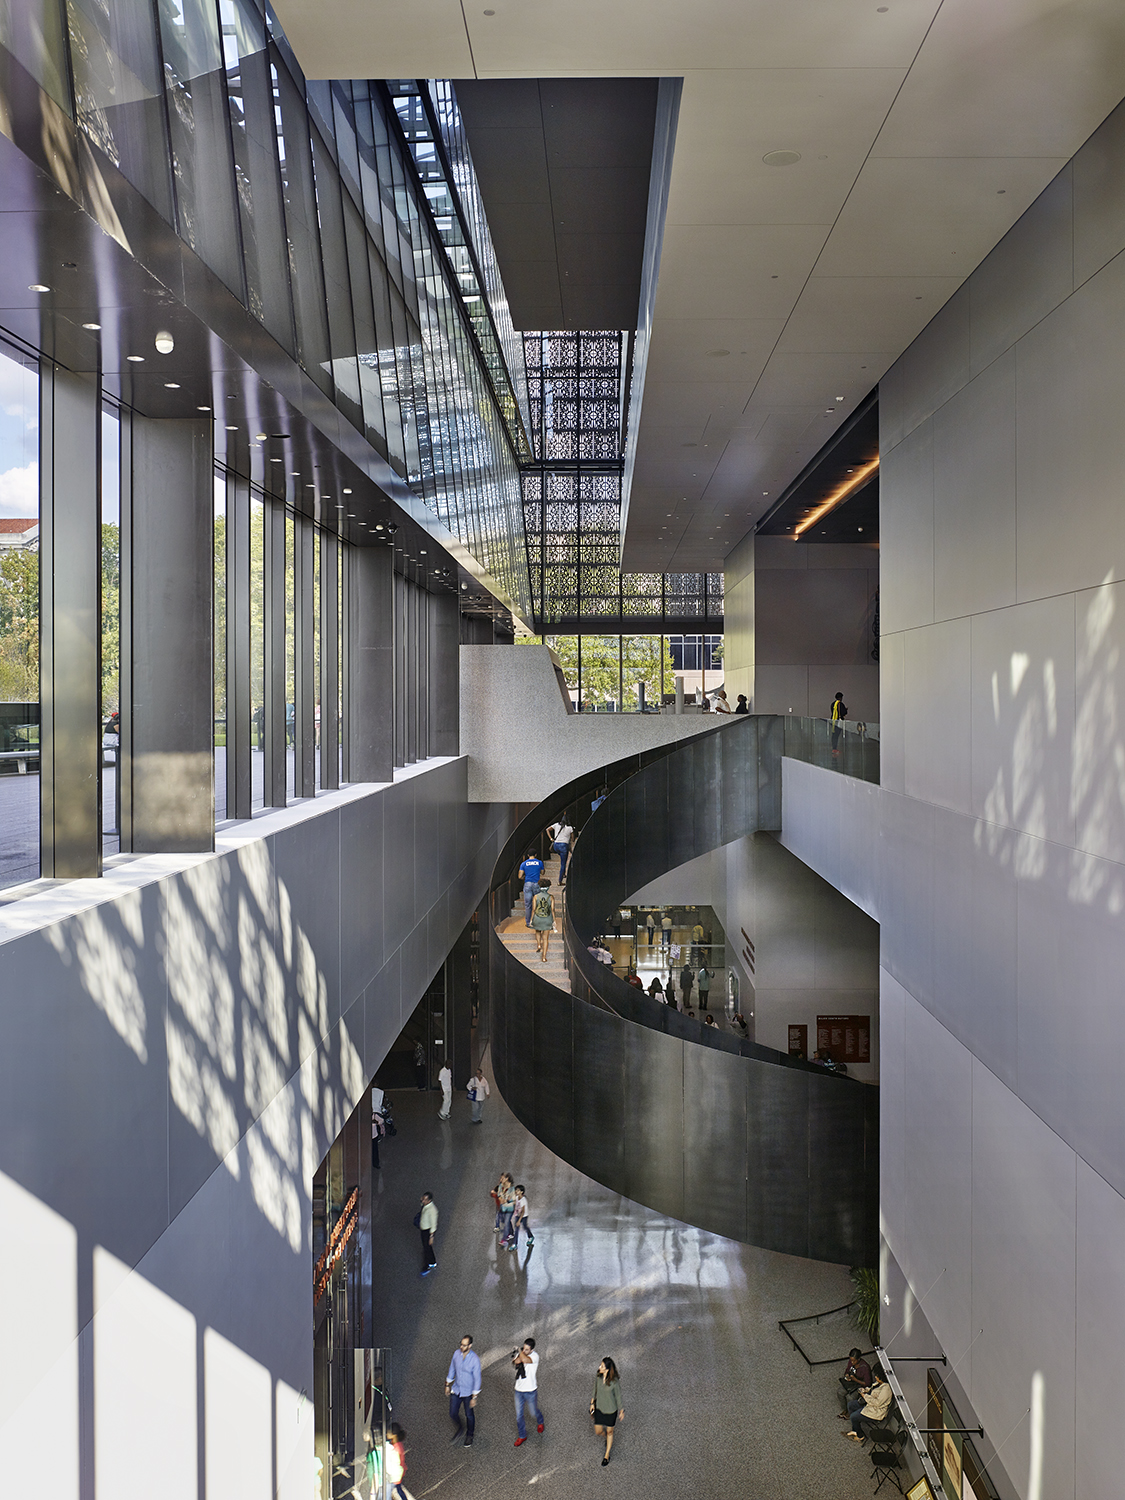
[838,1348,871,1408]
[844,1364,893,1442]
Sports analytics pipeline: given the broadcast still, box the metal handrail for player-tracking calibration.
[778,1301,873,1367]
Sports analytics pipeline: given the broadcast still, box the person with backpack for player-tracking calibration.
[518,849,545,926]
[830,691,848,754]
[530,878,557,962]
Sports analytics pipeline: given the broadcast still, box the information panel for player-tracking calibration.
[816,1014,870,1065]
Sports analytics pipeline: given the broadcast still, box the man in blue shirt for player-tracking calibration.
[518,851,544,926]
[446,1334,482,1446]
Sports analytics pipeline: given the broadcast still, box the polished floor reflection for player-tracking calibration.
[370,1064,881,1498]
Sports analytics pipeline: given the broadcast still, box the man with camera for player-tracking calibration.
[511,1338,543,1446]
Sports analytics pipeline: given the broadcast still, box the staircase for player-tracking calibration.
[496,852,570,991]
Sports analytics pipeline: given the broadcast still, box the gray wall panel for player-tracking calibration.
[622,1027,683,1221]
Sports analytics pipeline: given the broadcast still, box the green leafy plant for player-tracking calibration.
[850,1266,880,1346]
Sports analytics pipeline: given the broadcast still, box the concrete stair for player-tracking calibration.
[497,853,570,992]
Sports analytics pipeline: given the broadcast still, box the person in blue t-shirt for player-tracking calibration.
[519,852,544,926]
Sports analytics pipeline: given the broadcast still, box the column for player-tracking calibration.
[416,583,429,757]
[293,513,315,798]
[427,592,459,756]
[225,471,252,821]
[263,501,286,806]
[39,362,101,878]
[393,572,406,768]
[405,579,418,766]
[121,415,213,853]
[319,530,339,789]
[347,545,393,782]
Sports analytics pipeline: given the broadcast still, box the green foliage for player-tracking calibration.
[0,544,38,701]
[101,522,119,713]
[850,1266,880,1346]
[516,632,674,707]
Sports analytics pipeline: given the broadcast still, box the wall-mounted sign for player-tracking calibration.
[816,1014,870,1064]
[788,1024,808,1059]
[907,1481,935,1500]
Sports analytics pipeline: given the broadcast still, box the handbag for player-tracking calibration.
[413,1211,421,1228]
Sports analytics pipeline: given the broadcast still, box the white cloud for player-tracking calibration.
[0,462,37,517]
[0,352,37,424]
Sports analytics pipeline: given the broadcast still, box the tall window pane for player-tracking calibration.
[0,347,40,888]
[66,0,174,218]
[101,408,120,854]
[249,491,264,810]
[0,0,70,111]
[156,0,245,297]
[213,473,226,820]
[284,508,294,801]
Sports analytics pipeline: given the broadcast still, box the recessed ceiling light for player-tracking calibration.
[127,355,144,362]
[225,424,238,431]
[347,513,356,518]
[28,283,50,293]
[197,405,211,411]
[306,484,315,489]
[763,150,801,167]
[835,396,844,401]
[155,331,174,354]
[82,321,101,330]
[255,432,267,441]
[420,549,427,554]
[343,487,352,494]
[164,381,180,389]
[375,523,384,530]
[291,471,300,476]
[270,457,283,462]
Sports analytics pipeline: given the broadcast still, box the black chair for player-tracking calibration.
[869,1431,907,1495]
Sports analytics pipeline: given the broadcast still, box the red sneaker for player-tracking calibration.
[514,1437,527,1447]
[537,1422,544,1433]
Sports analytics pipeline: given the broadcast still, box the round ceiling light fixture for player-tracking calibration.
[29,283,51,293]
[127,354,145,363]
[82,321,101,331]
[155,330,174,354]
[763,150,801,167]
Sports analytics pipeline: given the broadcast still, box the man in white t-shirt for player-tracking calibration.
[549,821,574,882]
[512,1338,543,1445]
[438,1062,452,1119]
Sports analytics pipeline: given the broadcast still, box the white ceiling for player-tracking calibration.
[272,0,1125,571]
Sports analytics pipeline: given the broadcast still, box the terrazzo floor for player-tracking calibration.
[369,1065,885,1500]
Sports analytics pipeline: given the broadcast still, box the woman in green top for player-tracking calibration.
[589,1357,624,1465]
[530,878,557,961]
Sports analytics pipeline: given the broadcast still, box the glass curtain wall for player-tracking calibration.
[101,408,120,852]
[8,5,533,622]
[518,634,678,712]
[0,343,40,889]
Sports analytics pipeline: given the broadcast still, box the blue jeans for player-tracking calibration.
[515,1388,542,1438]
[553,841,569,879]
[499,1207,515,1243]
[450,1392,475,1438]
[523,882,537,925]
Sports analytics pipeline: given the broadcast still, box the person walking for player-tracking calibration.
[645,910,655,946]
[496,1173,516,1247]
[519,849,545,926]
[371,1098,385,1170]
[590,1358,624,1465]
[446,1334,481,1446]
[660,912,672,949]
[680,961,695,1009]
[530,878,557,962]
[418,1192,438,1275]
[512,1339,544,1445]
[512,1183,535,1249]
[550,820,574,882]
[690,919,704,966]
[469,1067,490,1124]
[697,962,713,1011]
[385,1423,408,1499]
[413,1039,427,1090]
[438,1061,452,1119]
[830,691,848,755]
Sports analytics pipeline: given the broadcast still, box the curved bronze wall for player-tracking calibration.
[489,715,878,1266]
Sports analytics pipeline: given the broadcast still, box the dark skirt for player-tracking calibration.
[593,1407,617,1427]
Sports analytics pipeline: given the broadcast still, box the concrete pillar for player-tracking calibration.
[294,513,315,798]
[320,530,340,789]
[121,415,213,853]
[39,362,101,878]
[263,502,286,806]
[348,545,393,782]
[722,530,755,709]
[427,592,459,756]
[225,470,252,821]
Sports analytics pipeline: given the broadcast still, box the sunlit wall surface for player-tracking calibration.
[0,343,40,887]
[14,0,530,620]
[521,332,723,628]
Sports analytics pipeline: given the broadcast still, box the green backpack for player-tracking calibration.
[533,889,553,920]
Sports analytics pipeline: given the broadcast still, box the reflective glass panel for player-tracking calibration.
[101,408,120,853]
